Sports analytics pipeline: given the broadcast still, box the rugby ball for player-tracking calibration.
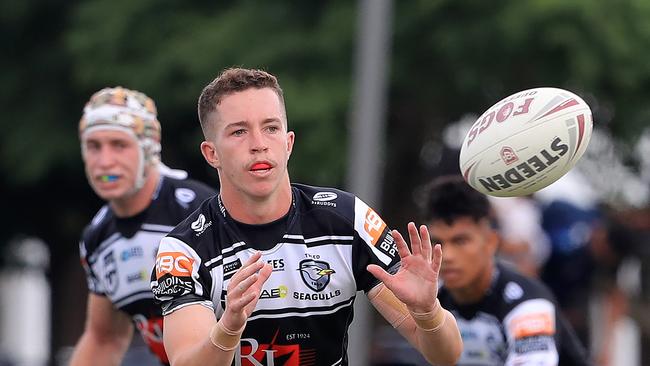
[459,87,592,197]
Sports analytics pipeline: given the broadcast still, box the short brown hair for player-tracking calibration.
[197,68,285,138]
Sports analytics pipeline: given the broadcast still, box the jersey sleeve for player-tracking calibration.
[351,197,401,293]
[150,236,215,315]
[79,239,105,295]
[503,298,560,366]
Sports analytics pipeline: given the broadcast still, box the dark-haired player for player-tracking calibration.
[422,175,591,365]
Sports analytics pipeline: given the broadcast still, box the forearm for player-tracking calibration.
[69,331,129,366]
[369,284,462,365]
[398,308,463,365]
[166,319,244,366]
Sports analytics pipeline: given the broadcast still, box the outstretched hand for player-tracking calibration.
[367,222,442,314]
[220,252,272,331]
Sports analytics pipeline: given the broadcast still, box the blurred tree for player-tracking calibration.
[64,0,356,187]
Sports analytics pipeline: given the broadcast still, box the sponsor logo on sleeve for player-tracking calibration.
[152,251,196,298]
[155,252,194,279]
[509,312,555,339]
[377,233,398,258]
[364,208,387,245]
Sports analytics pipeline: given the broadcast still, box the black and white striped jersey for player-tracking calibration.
[79,175,215,364]
[151,183,400,366]
[438,263,591,366]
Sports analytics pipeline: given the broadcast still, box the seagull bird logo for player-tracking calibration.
[298,260,335,292]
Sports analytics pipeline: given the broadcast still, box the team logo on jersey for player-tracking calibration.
[298,259,335,292]
[102,250,119,295]
[191,214,212,236]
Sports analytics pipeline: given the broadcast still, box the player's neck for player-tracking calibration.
[450,261,495,305]
[220,178,293,225]
[110,168,160,218]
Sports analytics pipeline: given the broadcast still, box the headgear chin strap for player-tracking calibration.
[79,87,162,191]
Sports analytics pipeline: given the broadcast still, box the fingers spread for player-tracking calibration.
[391,229,411,259]
[432,243,443,274]
[419,225,432,262]
[367,264,391,285]
[407,222,422,256]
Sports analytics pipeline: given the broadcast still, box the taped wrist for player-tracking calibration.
[368,285,410,328]
[409,298,446,332]
[209,321,245,351]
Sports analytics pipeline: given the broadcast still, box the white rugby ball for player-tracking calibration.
[459,87,593,197]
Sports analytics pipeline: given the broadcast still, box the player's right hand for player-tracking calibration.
[220,252,272,331]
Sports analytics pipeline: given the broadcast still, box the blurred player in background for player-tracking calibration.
[69,87,215,365]
[422,175,591,365]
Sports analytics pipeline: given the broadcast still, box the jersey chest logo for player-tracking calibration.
[297,259,335,292]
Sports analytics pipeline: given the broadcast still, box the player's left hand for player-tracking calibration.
[367,222,442,314]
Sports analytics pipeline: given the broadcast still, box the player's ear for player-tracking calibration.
[286,131,295,157]
[486,227,499,256]
[200,141,220,169]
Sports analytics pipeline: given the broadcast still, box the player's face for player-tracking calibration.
[429,217,497,292]
[203,87,295,200]
[81,129,141,201]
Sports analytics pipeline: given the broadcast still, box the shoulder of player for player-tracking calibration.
[161,195,222,254]
[161,175,216,201]
[495,263,558,313]
[80,205,113,254]
[292,183,362,218]
[152,176,216,221]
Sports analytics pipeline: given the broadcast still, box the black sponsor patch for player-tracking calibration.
[514,335,551,354]
[223,259,242,277]
[152,273,194,297]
